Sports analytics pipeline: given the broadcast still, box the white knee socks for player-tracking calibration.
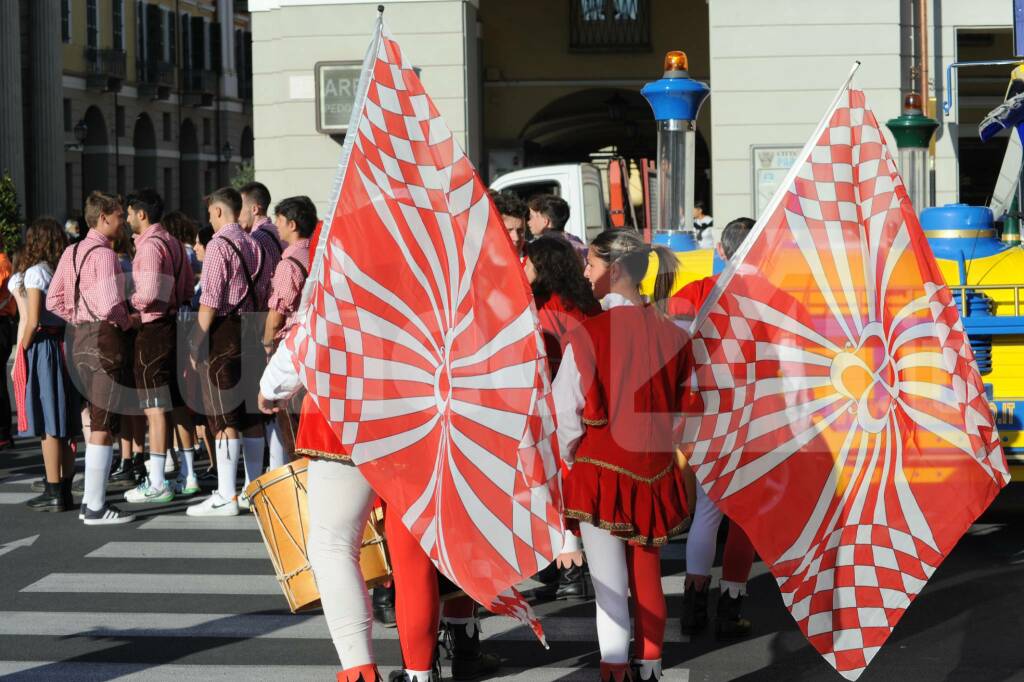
[242,436,265,486]
[83,443,114,512]
[686,485,725,578]
[579,521,631,665]
[216,438,241,500]
[267,421,286,470]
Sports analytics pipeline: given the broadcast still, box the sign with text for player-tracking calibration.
[751,145,802,217]
[315,61,362,135]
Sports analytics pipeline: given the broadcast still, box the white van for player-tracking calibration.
[489,163,607,245]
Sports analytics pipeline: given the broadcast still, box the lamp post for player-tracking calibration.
[221,141,233,185]
[885,92,938,215]
[74,119,88,207]
[641,50,710,251]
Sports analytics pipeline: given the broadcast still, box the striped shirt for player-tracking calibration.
[131,223,195,323]
[249,216,282,310]
[268,238,310,341]
[47,229,132,330]
[198,223,262,316]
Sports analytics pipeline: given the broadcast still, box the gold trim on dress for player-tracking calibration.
[582,417,608,426]
[295,448,353,464]
[575,457,676,484]
[564,510,690,546]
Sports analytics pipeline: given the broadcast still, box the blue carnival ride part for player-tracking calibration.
[980,91,1024,143]
[653,230,697,252]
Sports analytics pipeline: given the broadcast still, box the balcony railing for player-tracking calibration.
[85,48,127,90]
[569,0,651,53]
[137,60,176,99]
[183,68,219,106]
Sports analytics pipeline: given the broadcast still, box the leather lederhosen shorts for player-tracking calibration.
[70,321,129,434]
[200,313,259,435]
[134,315,183,411]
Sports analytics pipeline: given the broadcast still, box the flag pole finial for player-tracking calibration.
[378,4,384,13]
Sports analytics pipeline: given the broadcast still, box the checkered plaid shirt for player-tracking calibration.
[47,229,132,330]
[198,223,262,316]
[268,237,310,340]
[131,223,195,323]
[249,216,281,310]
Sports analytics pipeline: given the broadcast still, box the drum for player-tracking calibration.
[245,458,392,614]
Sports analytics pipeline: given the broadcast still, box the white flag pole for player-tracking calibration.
[690,61,862,333]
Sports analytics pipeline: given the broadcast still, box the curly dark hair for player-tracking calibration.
[524,235,600,315]
[17,217,65,276]
[162,210,198,247]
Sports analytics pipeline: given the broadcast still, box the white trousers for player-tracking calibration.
[306,459,378,668]
[579,522,632,665]
[685,485,724,577]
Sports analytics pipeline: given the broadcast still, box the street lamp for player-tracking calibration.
[885,93,938,215]
[74,119,88,145]
[221,141,233,163]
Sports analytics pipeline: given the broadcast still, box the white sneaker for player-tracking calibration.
[186,491,239,517]
[164,454,175,473]
[238,491,251,511]
[172,473,200,496]
[125,479,174,504]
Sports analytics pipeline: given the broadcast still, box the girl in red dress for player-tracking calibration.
[524,235,601,598]
[554,229,690,681]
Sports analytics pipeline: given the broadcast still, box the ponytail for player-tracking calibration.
[650,244,679,314]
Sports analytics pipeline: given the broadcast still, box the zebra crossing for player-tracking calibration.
[0,459,696,681]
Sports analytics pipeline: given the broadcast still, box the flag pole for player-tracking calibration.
[299,9,386,313]
[690,61,862,333]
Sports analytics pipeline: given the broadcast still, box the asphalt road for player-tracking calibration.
[1,439,1024,681]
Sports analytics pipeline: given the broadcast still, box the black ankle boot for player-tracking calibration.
[715,591,752,639]
[59,477,74,510]
[372,586,396,627]
[555,563,591,600]
[26,482,65,512]
[131,453,148,483]
[680,585,709,635]
[109,458,137,490]
[443,619,500,681]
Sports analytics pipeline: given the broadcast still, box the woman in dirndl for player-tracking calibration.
[553,229,691,681]
[16,218,82,512]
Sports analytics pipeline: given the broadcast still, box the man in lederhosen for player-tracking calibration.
[238,181,280,496]
[122,188,196,504]
[187,187,262,517]
[47,191,138,525]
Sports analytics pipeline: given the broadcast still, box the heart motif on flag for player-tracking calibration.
[829,322,898,433]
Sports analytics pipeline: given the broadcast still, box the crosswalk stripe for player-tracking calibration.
[138,515,258,530]
[0,610,690,643]
[21,573,282,595]
[86,542,269,560]
[0,491,36,503]
[0,662,690,681]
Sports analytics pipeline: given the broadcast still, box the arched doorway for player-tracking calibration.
[82,106,109,202]
[133,113,157,191]
[179,119,200,220]
[518,88,711,208]
[240,126,254,163]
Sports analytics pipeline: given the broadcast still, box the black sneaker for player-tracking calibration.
[31,477,46,492]
[82,504,136,526]
[72,476,86,494]
[26,483,65,512]
[108,459,138,490]
[372,586,396,627]
[78,503,86,520]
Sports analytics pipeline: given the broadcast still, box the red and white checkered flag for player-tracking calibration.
[681,81,1008,679]
[287,16,563,641]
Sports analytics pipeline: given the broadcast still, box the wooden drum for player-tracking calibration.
[245,458,392,614]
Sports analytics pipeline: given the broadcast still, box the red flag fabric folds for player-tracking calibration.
[681,87,1009,679]
[287,18,563,641]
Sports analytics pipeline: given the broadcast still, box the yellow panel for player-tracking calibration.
[639,249,715,298]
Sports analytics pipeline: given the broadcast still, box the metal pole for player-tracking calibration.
[919,0,928,110]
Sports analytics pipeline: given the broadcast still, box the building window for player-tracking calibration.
[61,0,71,43]
[181,13,191,70]
[168,10,177,65]
[116,106,125,137]
[203,118,211,146]
[112,0,124,51]
[86,0,99,49]
[63,99,72,132]
[569,0,650,53]
[162,112,172,141]
[163,167,172,205]
[137,1,146,67]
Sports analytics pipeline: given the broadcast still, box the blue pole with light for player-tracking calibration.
[641,51,710,252]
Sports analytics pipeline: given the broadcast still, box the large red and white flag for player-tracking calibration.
[288,15,563,640]
[681,81,1009,679]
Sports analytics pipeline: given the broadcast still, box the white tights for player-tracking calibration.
[580,522,632,665]
[686,485,724,578]
[306,459,378,668]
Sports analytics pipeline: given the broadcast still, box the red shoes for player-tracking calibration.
[337,664,382,682]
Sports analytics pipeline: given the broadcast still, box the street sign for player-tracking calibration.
[751,144,801,217]
[315,61,362,135]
